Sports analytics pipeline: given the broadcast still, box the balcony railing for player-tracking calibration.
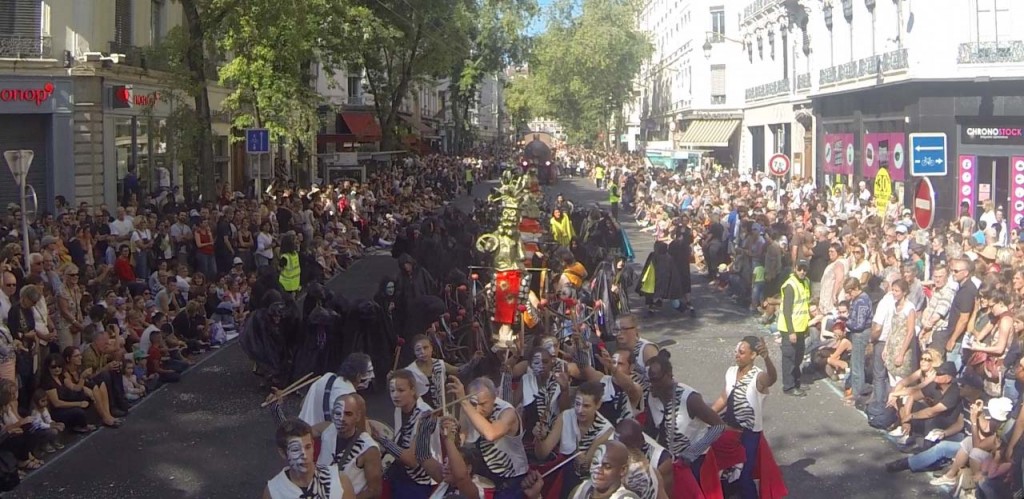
[710,95,727,105]
[347,95,366,106]
[745,78,790,102]
[797,73,811,90]
[958,41,1024,64]
[0,35,52,59]
[819,48,908,87]
[742,0,782,25]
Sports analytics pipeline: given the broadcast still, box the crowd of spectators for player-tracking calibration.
[611,161,1024,497]
[0,152,492,483]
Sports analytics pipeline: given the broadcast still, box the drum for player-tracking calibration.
[493,270,522,324]
[369,419,395,468]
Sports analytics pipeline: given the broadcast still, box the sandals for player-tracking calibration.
[19,459,42,470]
[103,419,123,429]
[72,425,97,434]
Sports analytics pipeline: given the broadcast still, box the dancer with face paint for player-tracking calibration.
[579,347,644,426]
[298,353,376,426]
[447,376,529,499]
[567,441,640,499]
[406,335,484,410]
[614,316,660,420]
[315,394,383,499]
[615,418,670,499]
[264,418,355,499]
[644,352,726,499]
[534,381,615,498]
[373,370,440,499]
[709,336,785,499]
[510,346,571,447]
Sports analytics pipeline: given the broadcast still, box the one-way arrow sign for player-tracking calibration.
[909,133,947,176]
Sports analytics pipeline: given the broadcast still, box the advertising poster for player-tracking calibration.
[1011,156,1024,229]
[957,155,977,217]
[822,133,854,175]
[863,133,906,182]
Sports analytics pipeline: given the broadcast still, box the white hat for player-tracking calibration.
[894,225,908,234]
[233,256,243,266]
[986,397,1013,421]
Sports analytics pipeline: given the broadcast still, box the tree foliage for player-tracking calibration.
[507,0,651,144]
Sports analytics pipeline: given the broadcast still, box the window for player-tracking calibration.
[114,0,133,47]
[347,76,361,97]
[152,0,165,45]
[975,0,1011,44]
[0,0,41,37]
[710,7,725,42]
[710,64,726,104]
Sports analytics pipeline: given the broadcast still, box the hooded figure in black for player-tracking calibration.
[395,253,437,322]
[373,277,399,346]
[667,221,694,312]
[636,240,680,313]
[291,283,339,379]
[240,289,291,387]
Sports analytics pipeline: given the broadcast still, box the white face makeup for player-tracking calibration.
[574,394,586,418]
[385,282,395,296]
[414,342,431,362]
[542,338,556,356]
[286,438,307,474]
[331,397,346,431]
[358,362,375,389]
[589,444,608,480]
[530,353,545,376]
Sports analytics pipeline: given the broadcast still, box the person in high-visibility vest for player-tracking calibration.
[777,261,810,397]
[594,164,606,190]
[608,181,621,219]
[278,232,301,293]
[550,208,575,247]
[464,167,474,195]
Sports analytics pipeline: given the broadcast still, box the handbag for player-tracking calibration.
[640,264,656,295]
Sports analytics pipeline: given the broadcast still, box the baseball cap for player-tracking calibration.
[936,361,957,377]
[233,257,243,266]
[894,225,908,234]
[986,397,1013,422]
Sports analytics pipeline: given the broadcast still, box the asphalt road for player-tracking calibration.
[12,176,944,498]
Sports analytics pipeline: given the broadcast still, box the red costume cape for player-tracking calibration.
[714,431,789,499]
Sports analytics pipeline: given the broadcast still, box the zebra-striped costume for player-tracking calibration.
[724,365,765,432]
[388,400,439,486]
[523,365,563,431]
[598,373,640,426]
[408,359,447,410]
[267,464,342,499]
[466,398,528,482]
[569,481,641,499]
[645,383,710,461]
[317,427,378,496]
[624,458,661,499]
[558,410,614,465]
[631,339,657,401]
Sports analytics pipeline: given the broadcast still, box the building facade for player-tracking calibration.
[0,0,234,210]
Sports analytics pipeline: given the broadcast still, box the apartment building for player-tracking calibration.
[0,0,235,209]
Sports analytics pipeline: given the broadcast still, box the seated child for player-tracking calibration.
[29,390,63,454]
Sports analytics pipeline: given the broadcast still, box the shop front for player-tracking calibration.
[0,76,73,212]
[740,101,815,180]
[673,115,741,169]
[955,118,1024,229]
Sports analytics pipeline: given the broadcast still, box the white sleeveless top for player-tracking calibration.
[428,476,488,499]
[641,434,667,470]
[569,481,640,499]
[625,458,661,499]
[392,399,442,485]
[317,427,378,495]
[647,383,709,458]
[407,359,447,409]
[557,409,614,456]
[267,464,342,499]
[465,398,529,478]
[724,365,766,432]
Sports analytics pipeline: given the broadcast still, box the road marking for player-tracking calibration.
[820,377,868,421]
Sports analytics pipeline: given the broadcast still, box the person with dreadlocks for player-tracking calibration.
[296,353,376,426]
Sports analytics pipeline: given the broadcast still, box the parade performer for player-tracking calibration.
[511,345,571,444]
[448,376,530,499]
[551,209,575,248]
[423,419,492,499]
[534,381,615,498]
[298,353,375,426]
[709,337,787,499]
[406,334,482,409]
[645,353,726,499]
[316,393,383,499]
[264,418,355,499]
[616,418,671,499]
[241,290,296,388]
[578,347,643,426]
[567,441,640,499]
[376,370,441,499]
[614,315,660,412]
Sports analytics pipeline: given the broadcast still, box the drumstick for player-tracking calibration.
[282,372,314,393]
[260,376,319,407]
[541,451,584,478]
[392,337,407,372]
[431,391,484,415]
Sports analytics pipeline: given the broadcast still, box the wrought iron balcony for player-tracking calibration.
[819,48,908,87]
[745,78,790,102]
[0,35,52,59]
[958,41,1024,64]
[797,73,811,90]
[710,95,727,105]
[742,0,782,25]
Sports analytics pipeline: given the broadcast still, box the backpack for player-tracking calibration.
[866,399,898,430]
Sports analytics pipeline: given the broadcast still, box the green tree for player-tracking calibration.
[510,0,651,145]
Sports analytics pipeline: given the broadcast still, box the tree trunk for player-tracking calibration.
[181,0,216,201]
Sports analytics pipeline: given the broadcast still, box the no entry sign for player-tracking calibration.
[913,177,936,229]
[768,153,790,177]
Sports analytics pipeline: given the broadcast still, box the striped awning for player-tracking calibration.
[677,119,740,148]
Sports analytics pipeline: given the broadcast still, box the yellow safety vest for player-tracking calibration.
[609,184,620,204]
[776,273,810,333]
[465,169,474,182]
[595,166,605,179]
[279,252,301,292]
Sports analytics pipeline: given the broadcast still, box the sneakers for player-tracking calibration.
[884,458,910,473]
[784,388,807,397]
[930,474,956,487]
[887,426,906,438]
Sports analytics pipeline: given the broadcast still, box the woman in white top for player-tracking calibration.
[710,336,777,499]
[255,221,276,268]
[130,217,153,281]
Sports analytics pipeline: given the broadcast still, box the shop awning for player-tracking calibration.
[340,112,382,142]
[398,114,434,135]
[677,119,740,148]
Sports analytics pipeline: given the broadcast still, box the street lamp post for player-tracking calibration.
[3,150,35,273]
[703,31,746,59]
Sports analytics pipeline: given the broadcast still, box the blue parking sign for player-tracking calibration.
[909,133,947,176]
[246,128,270,154]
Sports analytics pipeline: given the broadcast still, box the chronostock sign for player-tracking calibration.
[961,120,1024,146]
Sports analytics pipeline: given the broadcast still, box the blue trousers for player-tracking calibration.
[735,429,761,499]
[908,436,963,472]
[847,332,870,396]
